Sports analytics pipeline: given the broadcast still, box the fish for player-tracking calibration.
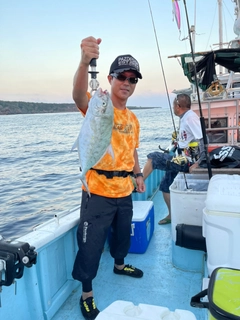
[72,88,114,196]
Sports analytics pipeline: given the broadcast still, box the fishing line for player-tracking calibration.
[147,0,177,135]
[182,0,212,179]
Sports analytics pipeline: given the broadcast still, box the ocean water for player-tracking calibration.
[0,108,175,239]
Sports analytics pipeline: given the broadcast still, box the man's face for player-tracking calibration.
[108,71,138,101]
[173,100,180,116]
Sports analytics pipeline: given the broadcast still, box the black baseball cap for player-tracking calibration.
[109,54,142,79]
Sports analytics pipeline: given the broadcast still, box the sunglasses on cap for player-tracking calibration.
[111,73,138,84]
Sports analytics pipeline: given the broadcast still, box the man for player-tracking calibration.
[143,93,204,225]
[72,36,145,320]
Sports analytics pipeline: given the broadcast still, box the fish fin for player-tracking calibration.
[106,144,115,160]
[79,174,91,197]
[71,136,79,152]
[72,137,82,169]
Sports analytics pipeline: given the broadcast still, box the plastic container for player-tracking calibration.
[204,174,240,213]
[170,173,209,242]
[202,174,240,276]
[170,173,209,271]
[129,201,154,254]
[95,300,197,320]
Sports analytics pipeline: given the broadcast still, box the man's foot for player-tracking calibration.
[114,264,143,278]
[80,296,100,320]
[158,216,171,225]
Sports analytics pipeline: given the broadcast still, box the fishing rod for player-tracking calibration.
[147,0,178,139]
[182,0,212,179]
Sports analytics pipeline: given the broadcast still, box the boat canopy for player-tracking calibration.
[179,48,240,91]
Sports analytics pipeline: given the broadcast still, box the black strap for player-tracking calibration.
[190,288,209,309]
[90,168,133,179]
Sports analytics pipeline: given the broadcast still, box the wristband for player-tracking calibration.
[135,173,143,178]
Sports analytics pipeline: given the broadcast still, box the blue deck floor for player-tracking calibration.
[52,191,207,320]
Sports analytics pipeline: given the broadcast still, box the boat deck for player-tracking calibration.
[52,191,207,320]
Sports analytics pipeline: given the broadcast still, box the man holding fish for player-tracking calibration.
[71,36,145,320]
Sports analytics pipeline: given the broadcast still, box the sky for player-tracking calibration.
[0,0,238,107]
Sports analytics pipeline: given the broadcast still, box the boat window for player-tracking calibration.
[205,118,227,143]
[232,82,240,88]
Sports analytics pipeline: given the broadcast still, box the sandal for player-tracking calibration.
[158,218,171,225]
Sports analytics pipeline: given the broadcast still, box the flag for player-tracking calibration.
[172,0,181,30]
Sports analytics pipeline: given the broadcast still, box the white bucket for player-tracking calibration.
[170,173,209,242]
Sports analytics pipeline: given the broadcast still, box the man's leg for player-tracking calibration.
[143,152,173,180]
[110,195,143,278]
[158,170,178,225]
[158,192,171,224]
[72,192,114,319]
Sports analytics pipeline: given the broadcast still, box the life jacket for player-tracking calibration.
[200,145,240,168]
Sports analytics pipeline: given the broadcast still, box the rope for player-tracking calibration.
[206,80,225,96]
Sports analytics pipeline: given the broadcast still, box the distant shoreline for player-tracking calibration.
[0,100,159,115]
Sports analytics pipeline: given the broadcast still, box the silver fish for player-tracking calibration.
[72,88,114,196]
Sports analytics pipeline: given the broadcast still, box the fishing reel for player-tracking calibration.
[171,154,188,166]
[171,146,188,166]
[185,141,200,162]
[171,130,178,144]
[0,236,37,287]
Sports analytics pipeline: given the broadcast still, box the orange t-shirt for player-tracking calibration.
[81,102,140,198]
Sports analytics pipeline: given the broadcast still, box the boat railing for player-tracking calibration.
[191,91,240,147]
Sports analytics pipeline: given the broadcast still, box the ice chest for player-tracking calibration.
[129,201,154,254]
[96,300,197,319]
[191,267,240,319]
[202,174,240,275]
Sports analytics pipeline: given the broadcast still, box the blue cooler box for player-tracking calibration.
[129,201,154,254]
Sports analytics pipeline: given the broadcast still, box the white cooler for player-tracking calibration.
[203,174,240,276]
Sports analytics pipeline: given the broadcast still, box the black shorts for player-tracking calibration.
[147,151,190,193]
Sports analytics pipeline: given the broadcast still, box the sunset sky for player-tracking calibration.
[0,0,237,107]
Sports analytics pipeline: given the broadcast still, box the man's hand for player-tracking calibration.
[189,162,199,173]
[80,36,102,66]
[135,176,145,193]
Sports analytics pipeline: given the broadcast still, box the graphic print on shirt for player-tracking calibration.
[113,123,133,134]
[180,130,187,142]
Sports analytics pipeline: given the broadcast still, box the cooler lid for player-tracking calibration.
[132,201,153,221]
[205,174,240,213]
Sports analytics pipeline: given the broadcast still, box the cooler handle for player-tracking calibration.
[130,223,135,236]
[190,288,209,309]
